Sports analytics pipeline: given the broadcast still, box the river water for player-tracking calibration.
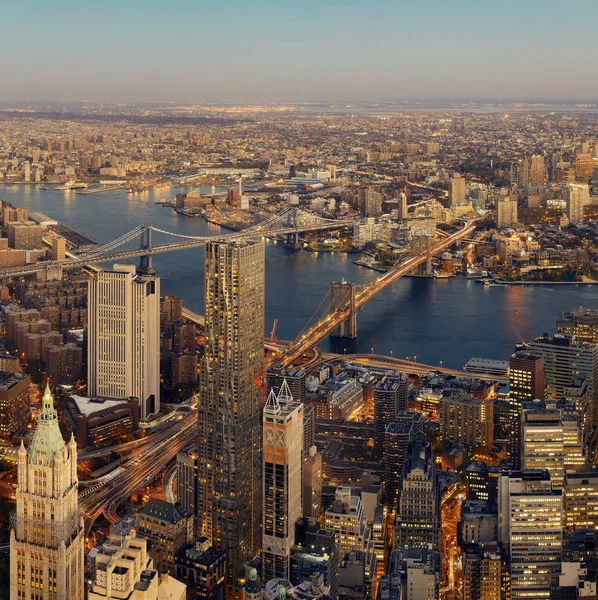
[1,183,596,369]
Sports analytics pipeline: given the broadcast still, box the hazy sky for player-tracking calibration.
[2,0,597,103]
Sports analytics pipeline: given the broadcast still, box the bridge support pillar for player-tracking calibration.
[284,232,302,250]
[138,227,156,276]
[426,236,433,274]
[330,282,357,338]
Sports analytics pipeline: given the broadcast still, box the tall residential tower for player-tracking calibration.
[197,240,265,594]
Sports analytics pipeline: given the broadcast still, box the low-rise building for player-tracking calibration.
[137,499,194,575]
[64,394,139,448]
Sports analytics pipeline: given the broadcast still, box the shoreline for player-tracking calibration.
[493,279,598,285]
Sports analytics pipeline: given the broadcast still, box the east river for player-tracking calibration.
[1,183,596,369]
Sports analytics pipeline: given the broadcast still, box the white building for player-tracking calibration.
[10,385,85,600]
[565,183,590,225]
[88,265,160,419]
[262,380,304,581]
[325,487,376,582]
[88,533,186,600]
[498,469,563,599]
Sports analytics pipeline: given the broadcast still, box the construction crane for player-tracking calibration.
[269,318,279,342]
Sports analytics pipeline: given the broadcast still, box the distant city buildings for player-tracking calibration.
[449,174,466,207]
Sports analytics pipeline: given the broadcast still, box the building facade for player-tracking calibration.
[136,499,194,575]
[262,380,304,581]
[10,385,85,600]
[88,265,160,419]
[498,469,562,599]
[395,433,439,550]
[440,391,494,450]
[197,240,265,592]
[0,371,30,439]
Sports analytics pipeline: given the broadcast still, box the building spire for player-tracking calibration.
[41,383,54,420]
[277,378,294,406]
[29,384,66,465]
[265,388,281,414]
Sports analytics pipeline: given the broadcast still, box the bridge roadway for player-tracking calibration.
[181,306,497,380]
[0,218,354,280]
[272,219,480,368]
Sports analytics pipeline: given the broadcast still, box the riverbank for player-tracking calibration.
[1,182,596,369]
[202,214,242,231]
[493,278,598,285]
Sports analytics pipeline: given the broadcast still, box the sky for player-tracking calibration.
[2,0,597,104]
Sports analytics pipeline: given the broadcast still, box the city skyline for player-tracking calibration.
[1,66,598,599]
[3,0,598,103]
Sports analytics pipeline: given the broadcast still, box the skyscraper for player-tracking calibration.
[528,333,598,426]
[565,183,590,225]
[529,154,546,187]
[262,380,304,582]
[449,174,466,207]
[383,412,423,509]
[397,191,408,220]
[508,352,546,469]
[498,469,562,599]
[88,264,160,419]
[10,385,85,600]
[522,401,565,488]
[373,372,409,451]
[197,240,265,593]
[302,446,323,520]
[440,390,494,450]
[395,433,439,550]
[496,197,518,228]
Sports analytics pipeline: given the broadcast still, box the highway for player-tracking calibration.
[80,412,197,534]
[272,219,481,367]
[330,353,508,383]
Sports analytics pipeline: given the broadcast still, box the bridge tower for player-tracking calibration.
[284,208,302,250]
[138,226,156,275]
[330,281,357,338]
[412,234,433,275]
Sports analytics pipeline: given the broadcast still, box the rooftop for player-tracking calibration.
[0,371,27,391]
[138,498,189,524]
[68,394,136,417]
